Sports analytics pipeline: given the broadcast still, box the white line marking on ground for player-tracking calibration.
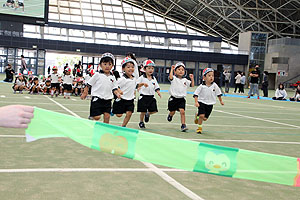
[186,104,300,129]
[0,168,186,173]
[142,162,204,200]
[0,95,5,98]
[24,96,31,99]
[0,135,25,138]
[45,96,81,118]
[45,97,203,200]
[1,135,300,145]
[189,139,300,145]
[71,99,77,101]
[214,110,300,129]
[109,121,298,130]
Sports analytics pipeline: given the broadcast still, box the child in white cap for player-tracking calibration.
[193,68,224,134]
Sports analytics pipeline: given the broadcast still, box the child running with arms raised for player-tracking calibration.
[137,59,161,129]
[112,57,148,127]
[81,53,122,123]
[194,68,224,134]
[167,62,194,132]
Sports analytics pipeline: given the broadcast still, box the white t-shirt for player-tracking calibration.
[87,71,118,100]
[50,73,59,83]
[169,76,191,98]
[16,79,25,86]
[193,82,222,105]
[63,75,73,85]
[235,74,241,84]
[117,74,137,100]
[275,89,287,99]
[84,75,91,83]
[136,75,160,96]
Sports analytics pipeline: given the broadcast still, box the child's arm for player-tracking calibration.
[194,96,200,107]
[169,65,175,81]
[156,89,162,98]
[189,74,195,87]
[80,85,89,100]
[136,83,148,90]
[113,89,122,99]
[218,95,224,105]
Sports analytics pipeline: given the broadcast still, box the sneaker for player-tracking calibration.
[139,122,146,129]
[19,91,23,94]
[194,114,199,124]
[181,124,188,132]
[257,96,260,99]
[88,116,94,120]
[13,91,16,94]
[167,114,173,122]
[196,126,202,134]
[247,96,250,98]
[144,112,150,123]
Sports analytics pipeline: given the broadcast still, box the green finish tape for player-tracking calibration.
[25,108,300,187]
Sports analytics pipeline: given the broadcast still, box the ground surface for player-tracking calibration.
[1,74,300,200]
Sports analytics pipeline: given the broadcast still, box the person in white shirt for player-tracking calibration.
[223,69,231,93]
[62,67,74,99]
[30,77,42,94]
[234,71,242,93]
[50,66,60,97]
[167,62,194,132]
[272,83,288,100]
[112,57,148,127]
[136,59,161,129]
[194,68,224,134]
[81,53,122,123]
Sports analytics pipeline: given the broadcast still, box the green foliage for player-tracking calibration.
[56,55,81,68]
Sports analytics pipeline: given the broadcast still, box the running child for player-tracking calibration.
[167,62,194,132]
[136,59,161,129]
[81,53,122,123]
[62,67,73,99]
[50,66,60,97]
[194,68,224,134]
[112,57,148,127]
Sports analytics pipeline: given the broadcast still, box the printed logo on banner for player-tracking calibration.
[91,122,139,159]
[193,143,239,177]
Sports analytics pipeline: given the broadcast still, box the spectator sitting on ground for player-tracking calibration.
[272,83,287,100]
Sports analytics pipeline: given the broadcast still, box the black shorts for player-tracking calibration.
[168,96,186,111]
[112,99,134,114]
[7,0,14,3]
[90,97,112,117]
[197,102,213,119]
[137,95,158,113]
[18,2,24,6]
[51,83,60,91]
[63,84,72,91]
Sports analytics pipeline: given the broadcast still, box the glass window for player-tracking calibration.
[81,3,91,9]
[115,20,125,27]
[112,6,122,12]
[59,1,69,7]
[70,2,80,7]
[103,5,112,11]
[71,15,82,22]
[49,6,58,12]
[83,16,93,23]
[92,10,103,17]
[125,14,134,20]
[70,8,81,15]
[113,13,124,19]
[134,15,144,21]
[104,11,113,18]
[60,14,71,21]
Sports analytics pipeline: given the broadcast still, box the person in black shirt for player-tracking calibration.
[262,71,269,97]
[4,64,15,82]
[247,66,260,99]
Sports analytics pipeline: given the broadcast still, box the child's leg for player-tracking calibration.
[116,114,123,117]
[149,111,156,115]
[103,112,110,123]
[198,114,205,125]
[92,115,101,120]
[140,112,146,122]
[179,108,185,125]
[122,111,132,127]
[169,111,175,117]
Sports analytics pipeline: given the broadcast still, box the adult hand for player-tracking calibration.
[0,105,34,128]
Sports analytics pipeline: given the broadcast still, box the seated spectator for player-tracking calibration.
[272,83,287,100]
[290,85,300,102]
